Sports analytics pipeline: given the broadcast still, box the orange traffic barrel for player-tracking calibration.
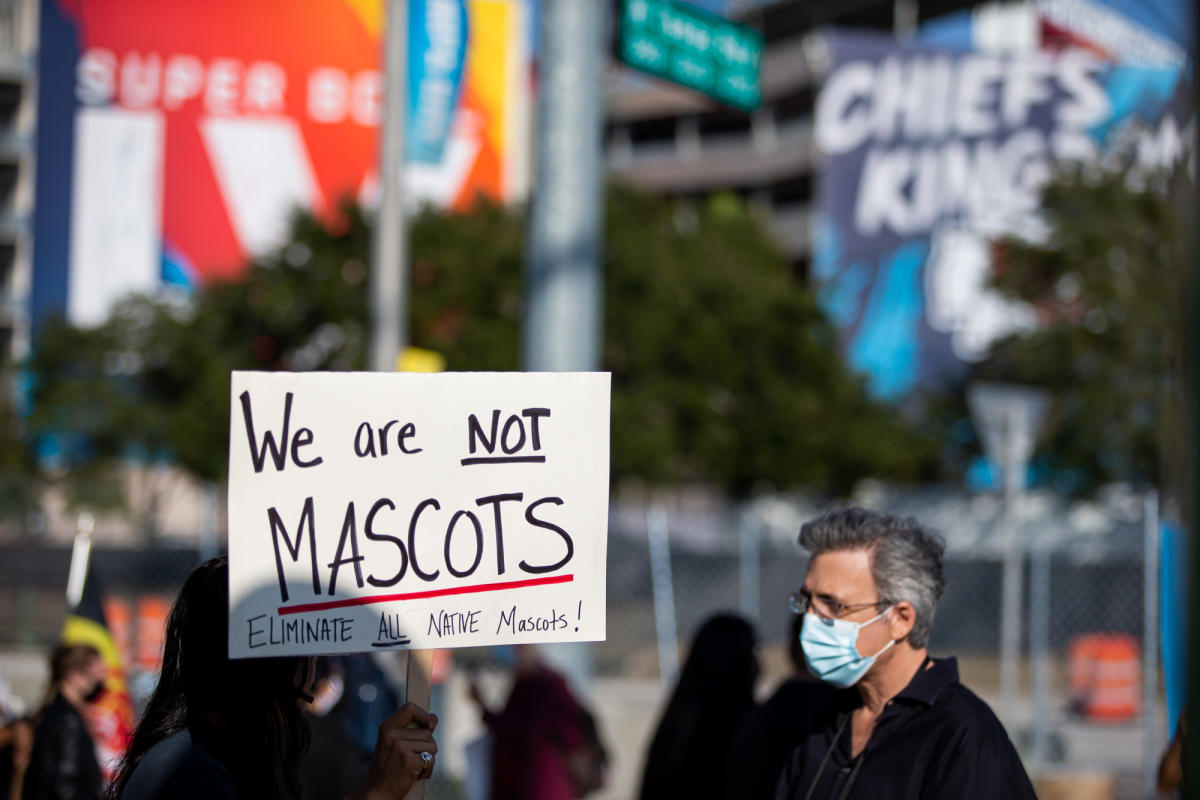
[135,595,171,673]
[1068,633,1140,722]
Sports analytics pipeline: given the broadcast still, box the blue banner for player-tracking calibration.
[407,0,469,165]
[1162,520,1188,733]
[813,32,1188,399]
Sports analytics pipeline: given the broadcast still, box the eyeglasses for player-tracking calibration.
[789,589,887,620]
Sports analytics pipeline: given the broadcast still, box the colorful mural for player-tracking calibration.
[813,31,1190,399]
[33,0,529,325]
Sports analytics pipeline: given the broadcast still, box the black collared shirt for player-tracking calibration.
[775,657,1036,800]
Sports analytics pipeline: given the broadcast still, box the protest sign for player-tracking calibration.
[226,371,610,659]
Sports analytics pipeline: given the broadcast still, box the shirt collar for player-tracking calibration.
[893,656,959,706]
[830,655,961,712]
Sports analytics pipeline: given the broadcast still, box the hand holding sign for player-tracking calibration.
[227,371,610,658]
[345,703,439,800]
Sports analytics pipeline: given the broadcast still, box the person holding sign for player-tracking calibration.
[776,509,1034,799]
[107,558,438,800]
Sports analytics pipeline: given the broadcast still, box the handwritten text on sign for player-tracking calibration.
[227,371,610,658]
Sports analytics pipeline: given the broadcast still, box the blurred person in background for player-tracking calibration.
[638,613,758,800]
[2,671,32,799]
[340,654,403,764]
[106,557,437,800]
[22,644,107,800]
[777,508,1034,799]
[298,658,366,800]
[468,644,606,800]
[1156,708,1185,798]
[2,716,33,800]
[725,613,833,800]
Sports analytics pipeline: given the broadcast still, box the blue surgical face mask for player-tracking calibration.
[800,606,895,688]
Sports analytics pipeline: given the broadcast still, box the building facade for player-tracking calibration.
[604,0,981,278]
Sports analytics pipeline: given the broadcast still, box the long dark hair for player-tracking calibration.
[45,643,101,703]
[108,557,311,800]
[639,613,758,800]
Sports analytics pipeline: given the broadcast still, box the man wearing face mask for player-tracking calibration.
[23,644,108,800]
[776,508,1035,800]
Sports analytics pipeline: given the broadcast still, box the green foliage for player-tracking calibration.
[409,201,525,369]
[28,204,377,493]
[0,387,39,526]
[25,187,933,504]
[29,305,167,511]
[604,187,932,494]
[976,167,1191,494]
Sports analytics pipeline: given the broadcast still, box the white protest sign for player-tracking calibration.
[227,371,610,659]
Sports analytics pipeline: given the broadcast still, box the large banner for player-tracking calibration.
[813,32,1189,399]
[33,0,529,326]
[227,371,610,658]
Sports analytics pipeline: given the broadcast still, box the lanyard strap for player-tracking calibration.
[803,713,850,800]
[835,750,867,800]
[803,711,869,800]
[804,659,936,799]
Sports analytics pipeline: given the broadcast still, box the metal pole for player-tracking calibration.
[522,0,605,373]
[369,0,409,374]
[894,0,918,40]
[1144,490,1160,799]
[738,507,761,623]
[201,486,220,561]
[648,503,679,689]
[1029,527,1050,769]
[370,12,429,797]
[522,0,607,694]
[999,408,1024,739]
[66,513,94,608]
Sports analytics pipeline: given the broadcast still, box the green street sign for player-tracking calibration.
[617,0,764,112]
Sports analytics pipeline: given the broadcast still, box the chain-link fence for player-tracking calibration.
[0,544,209,714]
[598,488,1164,799]
[0,486,1169,800]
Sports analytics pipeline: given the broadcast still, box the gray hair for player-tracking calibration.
[799,507,946,648]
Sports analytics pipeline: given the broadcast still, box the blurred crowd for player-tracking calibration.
[0,611,822,800]
[0,508,1189,800]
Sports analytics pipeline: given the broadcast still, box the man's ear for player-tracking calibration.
[888,601,917,641]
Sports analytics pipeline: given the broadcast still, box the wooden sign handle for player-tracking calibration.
[403,649,434,800]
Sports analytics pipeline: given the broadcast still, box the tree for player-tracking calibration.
[974,166,1191,495]
[0,386,39,531]
[603,187,933,495]
[26,204,377,518]
[25,187,934,518]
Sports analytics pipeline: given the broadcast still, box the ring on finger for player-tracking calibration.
[420,751,433,764]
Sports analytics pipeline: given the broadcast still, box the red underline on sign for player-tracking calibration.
[276,574,575,615]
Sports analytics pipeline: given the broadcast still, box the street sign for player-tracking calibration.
[966,380,1051,751]
[617,0,764,112]
[967,382,1051,495]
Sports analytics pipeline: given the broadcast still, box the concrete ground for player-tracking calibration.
[1,650,1164,800]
